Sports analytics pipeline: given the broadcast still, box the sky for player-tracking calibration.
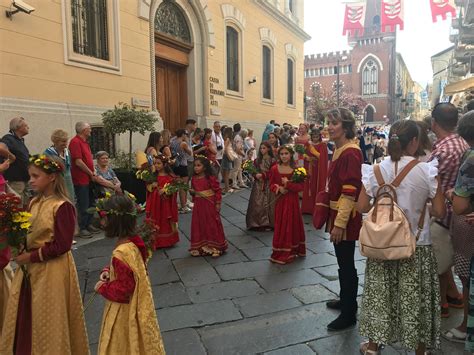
[303,0,454,86]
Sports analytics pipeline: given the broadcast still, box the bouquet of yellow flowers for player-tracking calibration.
[291,167,307,183]
[135,163,157,183]
[0,193,32,277]
[241,159,258,175]
[163,180,190,196]
[294,144,306,155]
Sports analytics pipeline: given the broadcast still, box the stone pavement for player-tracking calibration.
[74,189,465,355]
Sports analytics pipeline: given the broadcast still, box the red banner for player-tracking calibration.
[342,2,366,37]
[381,0,404,32]
[430,0,456,22]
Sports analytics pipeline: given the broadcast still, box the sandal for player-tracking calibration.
[359,341,380,355]
[441,328,467,343]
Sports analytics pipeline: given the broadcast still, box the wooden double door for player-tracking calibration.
[156,59,188,135]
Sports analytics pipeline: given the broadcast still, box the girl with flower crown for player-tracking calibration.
[269,145,306,264]
[95,194,165,354]
[0,155,90,354]
[145,154,179,249]
[189,156,228,257]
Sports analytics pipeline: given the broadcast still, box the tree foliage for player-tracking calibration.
[306,84,368,125]
[102,103,158,170]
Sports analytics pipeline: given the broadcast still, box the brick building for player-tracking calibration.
[304,0,400,123]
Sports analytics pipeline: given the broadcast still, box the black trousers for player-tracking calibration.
[334,240,358,317]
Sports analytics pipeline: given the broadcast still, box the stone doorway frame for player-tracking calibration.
[147,0,214,126]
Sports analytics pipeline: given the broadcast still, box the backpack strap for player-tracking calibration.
[415,199,430,241]
[373,164,385,186]
[391,159,420,187]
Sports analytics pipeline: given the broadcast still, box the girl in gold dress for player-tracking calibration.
[0,155,90,354]
[95,194,165,355]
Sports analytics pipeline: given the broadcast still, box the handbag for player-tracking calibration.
[359,160,428,260]
[313,190,330,230]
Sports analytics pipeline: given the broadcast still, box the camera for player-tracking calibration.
[6,0,35,18]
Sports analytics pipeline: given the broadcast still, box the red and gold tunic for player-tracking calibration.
[326,141,363,241]
[301,142,328,215]
[97,236,165,354]
[0,197,90,355]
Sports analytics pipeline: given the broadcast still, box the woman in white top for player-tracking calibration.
[357,120,446,355]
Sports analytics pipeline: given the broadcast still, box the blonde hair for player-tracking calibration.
[161,129,172,145]
[51,129,69,144]
[29,156,72,204]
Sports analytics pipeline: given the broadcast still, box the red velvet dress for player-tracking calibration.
[326,145,363,241]
[97,236,148,303]
[145,174,179,249]
[190,175,228,254]
[269,165,305,264]
[301,142,328,214]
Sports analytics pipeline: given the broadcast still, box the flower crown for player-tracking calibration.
[29,154,63,173]
[154,153,171,166]
[91,191,144,218]
[194,154,209,161]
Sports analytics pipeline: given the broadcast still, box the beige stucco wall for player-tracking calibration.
[0,0,308,153]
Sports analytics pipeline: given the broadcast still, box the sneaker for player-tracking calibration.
[179,207,192,214]
[186,201,194,208]
[79,229,93,239]
[87,225,101,234]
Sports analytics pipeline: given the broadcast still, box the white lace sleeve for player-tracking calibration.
[424,158,439,198]
[361,164,375,198]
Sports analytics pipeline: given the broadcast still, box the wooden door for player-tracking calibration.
[156,60,188,135]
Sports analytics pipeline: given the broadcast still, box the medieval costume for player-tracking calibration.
[246,157,276,230]
[190,175,228,256]
[324,141,363,328]
[269,165,305,264]
[145,175,179,249]
[0,197,90,354]
[97,236,165,355]
[301,141,328,215]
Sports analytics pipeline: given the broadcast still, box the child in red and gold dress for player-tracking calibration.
[95,194,165,354]
[269,145,305,264]
[189,156,228,257]
[145,154,179,249]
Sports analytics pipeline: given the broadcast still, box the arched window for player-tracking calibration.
[287,58,295,105]
[226,25,240,92]
[155,0,191,43]
[362,60,378,95]
[365,105,375,122]
[262,45,272,100]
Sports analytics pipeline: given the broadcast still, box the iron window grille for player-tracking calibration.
[71,0,109,60]
[90,126,115,157]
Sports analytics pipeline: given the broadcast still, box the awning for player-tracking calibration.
[444,76,474,95]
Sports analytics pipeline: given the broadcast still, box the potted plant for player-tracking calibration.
[102,103,158,203]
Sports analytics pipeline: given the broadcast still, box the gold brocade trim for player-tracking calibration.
[195,189,215,198]
[331,140,360,162]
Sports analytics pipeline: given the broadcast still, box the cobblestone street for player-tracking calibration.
[74,189,465,355]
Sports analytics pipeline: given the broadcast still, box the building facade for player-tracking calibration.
[304,0,396,123]
[0,0,309,154]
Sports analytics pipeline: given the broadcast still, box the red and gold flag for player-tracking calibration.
[381,0,404,32]
[430,0,456,22]
[342,2,366,37]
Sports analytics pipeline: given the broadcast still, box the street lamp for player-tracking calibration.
[336,55,348,107]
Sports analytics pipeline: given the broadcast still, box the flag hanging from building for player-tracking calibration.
[381,0,404,32]
[429,0,456,22]
[342,2,366,37]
